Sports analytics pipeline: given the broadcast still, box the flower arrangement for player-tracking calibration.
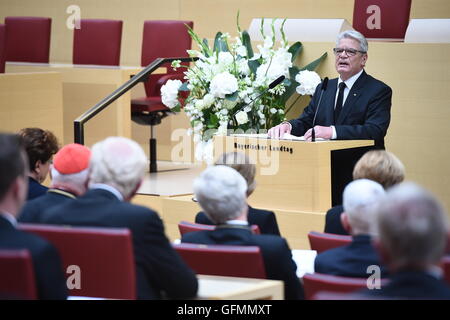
[161,16,327,145]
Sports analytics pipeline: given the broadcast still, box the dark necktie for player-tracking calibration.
[334,82,346,122]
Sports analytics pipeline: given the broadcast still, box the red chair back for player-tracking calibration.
[141,20,193,97]
[18,223,136,299]
[303,272,387,300]
[0,24,6,73]
[173,243,266,279]
[308,231,352,253]
[441,256,450,286]
[178,220,261,237]
[5,16,51,63]
[0,249,37,299]
[73,19,123,66]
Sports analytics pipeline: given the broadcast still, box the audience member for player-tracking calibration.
[360,182,450,299]
[315,179,388,278]
[18,128,59,200]
[41,136,198,300]
[18,143,91,223]
[195,152,280,235]
[0,133,67,299]
[182,165,303,300]
[325,150,405,235]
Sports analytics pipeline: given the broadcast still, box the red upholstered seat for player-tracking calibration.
[441,256,450,286]
[73,19,123,66]
[0,24,6,73]
[303,272,388,300]
[0,249,37,299]
[173,243,267,279]
[18,223,136,299]
[307,231,352,253]
[178,220,261,237]
[5,16,51,63]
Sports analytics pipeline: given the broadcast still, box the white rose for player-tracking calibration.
[295,70,322,95]
[235,111,249,125]
[203,94,215,108]
[161,79,182,108]
[210,71,238,98]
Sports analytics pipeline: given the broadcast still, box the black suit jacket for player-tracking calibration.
[289,70,392,149]
[41,188,198,300]
[181,225,304,300]
[27,177,48,201]
[324,205,349,235]
[360,270,450,299]
[195,205,281,236]
[314,235,388,278]
[0,216,68,299]
[18,189,75,223]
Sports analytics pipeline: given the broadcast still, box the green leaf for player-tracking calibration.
[299,52,328,71]
[202,39,210,57]
[179,82,189,92]
[279,66,300,105]
[241,30,254,58]
[208,113,219,128]
[288,42,303,62]
[171,105,181,112]
[248,60,260,75]
[225,91,238,101]
[213,32,228,53]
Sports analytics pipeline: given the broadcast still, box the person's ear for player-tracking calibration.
[340,212,352,233]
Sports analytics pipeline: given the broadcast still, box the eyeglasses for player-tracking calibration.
[333,48,366,57]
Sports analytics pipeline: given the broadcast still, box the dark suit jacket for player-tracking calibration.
[27,177,48,201]
[289,70,392,149]
[314,234,388,278]
[181,225,304,300]
[0,216,68,299]
[18,189,76,223]
[195,205,281,236]
[360,270,450,300]
[324,205,349,235]
[41,188,198,300]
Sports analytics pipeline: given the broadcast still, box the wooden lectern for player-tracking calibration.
[213,136,374,213]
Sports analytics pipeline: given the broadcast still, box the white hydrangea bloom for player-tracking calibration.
[161,79,182,108]
[295,70,321,95]
[210,72,238,98]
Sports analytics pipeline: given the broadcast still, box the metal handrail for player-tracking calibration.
[73,57,197,144]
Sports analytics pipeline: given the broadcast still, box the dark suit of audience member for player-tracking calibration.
[0,133,67,300]
[40,137,198,300]
[315,179,386,278]
[19,143,92,223]
[0,215,68,299]
[182,225,303,299]
[324,205,348,235]
[195,205,281,236]
[359,183,450,300]
[314,234,387,277]
[18,128,59,201]
[323,150,405,235]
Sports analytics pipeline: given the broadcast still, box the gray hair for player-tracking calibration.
[337,30,368,53]
[193,165,248,224]
[89,137,147,199]
[343,179,385,235]
[376,182,449,269]
[51,167,89,190]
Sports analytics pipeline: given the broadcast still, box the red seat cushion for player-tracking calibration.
[73,19,122,66]
[0,24,6,73]
[5,17,51,63]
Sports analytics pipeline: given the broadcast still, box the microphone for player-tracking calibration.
[233,75,286,118]
[311,77,329,142]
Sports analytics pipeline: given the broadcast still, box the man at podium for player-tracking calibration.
[268,30,392,150]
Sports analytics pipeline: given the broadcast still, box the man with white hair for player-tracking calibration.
[18,143,91,223]
[268,30,392,149]
[182,165,304,300]
[42,136,198,300]
[361,182,450,299]
[314,179,388,277]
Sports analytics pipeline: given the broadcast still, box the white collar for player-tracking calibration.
[0,211,17,227]
[226,220,249,226]
[89,183,124,201]
[338,69,364,90]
